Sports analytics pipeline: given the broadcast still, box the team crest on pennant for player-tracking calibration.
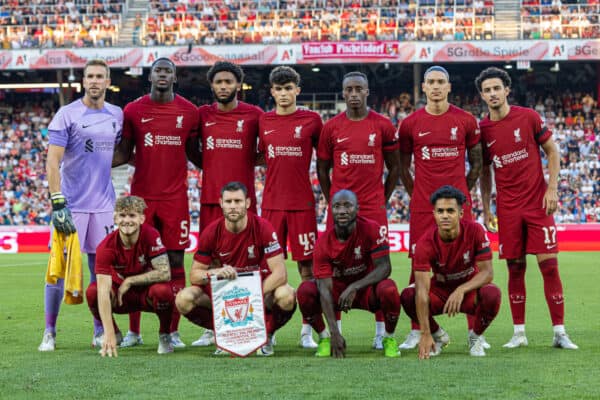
[221,286,254,327]
[211,272,267,357]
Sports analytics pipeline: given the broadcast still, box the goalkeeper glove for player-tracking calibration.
[50,192,77,235]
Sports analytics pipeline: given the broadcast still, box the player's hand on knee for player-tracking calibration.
[331,332,346,358]
[50,192,77,235]
[338,285,357,313]
[418,333,435,360]
[443,289,464,317]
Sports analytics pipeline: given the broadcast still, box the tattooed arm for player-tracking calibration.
[117,253,171,306]
[466,143,483,191]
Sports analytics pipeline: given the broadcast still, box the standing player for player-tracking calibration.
[400,186,501,358]
[113,57,201,349]
[476,67,578,349]
[296,190,401,358]
[258,66,322,348]
[316,71,400,350]
[86,196,175,357]
[397,65,483,350]
[39,59,123,351]
[192,61,263,347]
[176,182,296,356]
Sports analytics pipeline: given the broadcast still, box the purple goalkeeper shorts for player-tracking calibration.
[72,211,114,253]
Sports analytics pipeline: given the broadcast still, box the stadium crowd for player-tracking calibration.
[521,0,600,39]
[1,89,598,226]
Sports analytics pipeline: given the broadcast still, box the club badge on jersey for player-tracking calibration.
[211,271,266,357]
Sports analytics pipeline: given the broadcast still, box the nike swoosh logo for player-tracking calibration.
[303,250,314,256]
[219,252,230,257]
[546,244,557,249]
[141,118,154,123]
[337,137,349,143]
[205,122,216,127]
[81,117,114,129]
[486,140,497,147]
[264,130,275,135]
[418,131,431,137]
[178,240,188,245]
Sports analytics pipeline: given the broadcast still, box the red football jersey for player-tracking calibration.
[413,220,492,289]
[399,105,480,212]
[313,216,390,284]
[96,224,167,285]
[193,213,283,278]
[122,95,199,200]
[258,108,322,210]
[317,110,398,211]
[480,105,552,211]
[198,102,263,205]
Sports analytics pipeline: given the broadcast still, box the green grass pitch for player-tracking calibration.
[0,252,599,399]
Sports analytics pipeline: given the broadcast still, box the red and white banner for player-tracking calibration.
[2,40,600,69]
[298,41,415,63]
[3,224,599,254]
[211,272,267,357]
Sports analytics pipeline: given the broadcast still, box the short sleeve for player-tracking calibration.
[465,114,481,149]
[95,243,115,276]
[474,223,493,262]
[412,239,434,273]
[122,103,135,141]
[532,109,552,144]
[312,237,333,279]
[193,225,216,264]
[367,220,390,260]
[311,114,323,148]
[47,107,70,148]
[381,118,399,152]
[144,227,167,259]
[260,218,283,258]
[398,118,413,154]
[317,121,333,161]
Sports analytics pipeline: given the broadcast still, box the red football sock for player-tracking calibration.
[129,312,141,335]
[538,258,564,325]
[507,260,527,325]
[296,281,326,333]
[473,284,502,335]
[183,306,214,330]
[375,279,400,333]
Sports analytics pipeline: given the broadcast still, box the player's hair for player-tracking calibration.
[83,59,110,78]
[475,67,512,92]
[207,61,244,83]
[269,66,300,86]
[221,181,248,197]
[343,71,368,86]
[151,57,176,71]
[424,65,449,82]
[115,195,147,214]
[430,185,466,207]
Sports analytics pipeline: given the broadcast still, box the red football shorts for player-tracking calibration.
[331,279,395,312]
[144,196,190,251]
[262,209,318,262]
[497,207,559,259]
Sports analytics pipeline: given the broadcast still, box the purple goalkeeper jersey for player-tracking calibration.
[48,99,123,212]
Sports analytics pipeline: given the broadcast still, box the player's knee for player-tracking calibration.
[480,284,502,310]
[275,285,296,311]
[400,286,416,307]
[296,280,318,304]
[175,288,197,314]
[86,282,98,306]
[149,283,174,304]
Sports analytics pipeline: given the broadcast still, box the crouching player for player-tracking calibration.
[175,182,296,356]
[400,186,501,358]
[86,196,175,357]
[296,190,401,358]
